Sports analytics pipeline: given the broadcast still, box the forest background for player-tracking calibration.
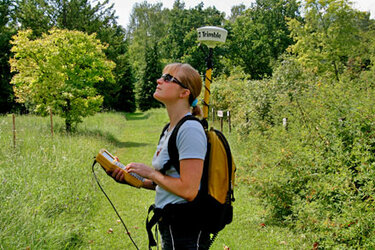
[2,0,375,248]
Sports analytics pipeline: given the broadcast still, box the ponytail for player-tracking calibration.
[192,104,203,117]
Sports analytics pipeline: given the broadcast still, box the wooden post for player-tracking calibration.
[50,109,54,137]
[212,107,215,124]
[227,111,231,133]
[12,114,16,148]
[218,110,224,132]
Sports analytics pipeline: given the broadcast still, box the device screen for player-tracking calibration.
[102,151,114,162]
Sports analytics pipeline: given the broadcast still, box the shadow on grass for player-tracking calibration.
[56,127,150,148]
[125,112,150,121]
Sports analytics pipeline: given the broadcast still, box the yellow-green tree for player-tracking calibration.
[287,0,362,81]
[10,28,115,132]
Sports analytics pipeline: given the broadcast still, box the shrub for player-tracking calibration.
[212,58,375,247]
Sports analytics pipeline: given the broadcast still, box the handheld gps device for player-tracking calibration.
[95,149,144,188]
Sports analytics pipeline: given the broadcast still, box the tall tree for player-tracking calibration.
[229,4,246,22]
[137,41,162,111]
[126,1,166,107]
[160,1,226,74]
[15,0,54,37]
[127,1,166,74]
[288,0,361,81]
[226,0,300,79]
[14,0,136,111]
[10,29,115,132]
[112,47,136,112]
[0,0,16,113]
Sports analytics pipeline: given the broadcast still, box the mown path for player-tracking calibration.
[86,110,310,249]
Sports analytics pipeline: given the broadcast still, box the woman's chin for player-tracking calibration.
[153,92,161,102]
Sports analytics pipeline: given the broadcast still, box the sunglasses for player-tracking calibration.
[161,74,188,89]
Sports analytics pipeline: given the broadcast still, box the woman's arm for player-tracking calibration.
[125,159,204,201]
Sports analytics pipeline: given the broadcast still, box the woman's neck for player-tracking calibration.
[166,102,190,130]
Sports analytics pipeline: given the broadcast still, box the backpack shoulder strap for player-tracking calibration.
[159,123,170,141]
[160,115,201,174]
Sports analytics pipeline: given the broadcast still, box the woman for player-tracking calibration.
[110,63,210,249]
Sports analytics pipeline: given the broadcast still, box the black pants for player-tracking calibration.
[158,221,211,250]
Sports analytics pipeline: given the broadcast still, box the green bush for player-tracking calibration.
[212,59,375,247]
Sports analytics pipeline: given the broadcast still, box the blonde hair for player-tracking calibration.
[163,63,203,117]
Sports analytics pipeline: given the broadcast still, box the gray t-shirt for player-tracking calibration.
[152,117,207,209]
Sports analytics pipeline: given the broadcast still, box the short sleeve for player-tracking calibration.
[176,120,207,160]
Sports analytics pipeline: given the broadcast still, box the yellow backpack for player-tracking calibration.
[159,115,236,233]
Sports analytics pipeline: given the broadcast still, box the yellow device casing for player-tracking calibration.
[96,149,144,188]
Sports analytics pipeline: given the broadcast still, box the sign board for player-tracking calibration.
[217,110,224,117]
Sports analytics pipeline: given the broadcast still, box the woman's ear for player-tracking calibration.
[179,89,191,99]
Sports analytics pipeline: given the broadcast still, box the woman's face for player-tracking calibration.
[153,71,188,104]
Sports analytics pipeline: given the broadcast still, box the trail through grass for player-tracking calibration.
[0,109,310,249]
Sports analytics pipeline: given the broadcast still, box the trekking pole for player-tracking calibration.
[197,26,228,126]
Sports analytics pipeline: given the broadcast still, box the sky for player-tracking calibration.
[107,0,375,29]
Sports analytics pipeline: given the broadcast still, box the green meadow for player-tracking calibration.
[0,109,310,249]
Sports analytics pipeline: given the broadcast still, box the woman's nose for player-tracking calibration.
[156,78,163,84]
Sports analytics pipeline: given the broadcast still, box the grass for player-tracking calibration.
[0,109,311,249]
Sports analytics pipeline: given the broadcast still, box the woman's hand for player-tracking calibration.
[125,162,156,180]
[106,167,127,184]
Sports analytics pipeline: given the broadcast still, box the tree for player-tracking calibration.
[14,0,54,37]
[137,41,162,111]
[226,0,300,79]
[160,1,225,74]
[127,1,166,74]
[287,0,361,81]
[126,2,167,107]
[113,52,136,112]
[229,4,246,22]
[9,29,115,132]
[0,0,16,113]
[14,0,136,111]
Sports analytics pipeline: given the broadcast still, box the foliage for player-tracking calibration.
[126,1,226,80]
[212,54,375,247]
[0,0,16,113]
[211,4,375,243]
[160,1,226,75]
[13,0,136,111]
[0,114,102,249]
[137,41,162,111]
[287,0,363,81]
[0,110,312,249]
[112,51,136,112]
[211,68,277,133]
[14,0,54,37]
[9,28,115,132]
[225,0,301,79]
[126,1,167,76]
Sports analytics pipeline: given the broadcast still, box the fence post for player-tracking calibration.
[227,111,231,133]
[50,109,54,137]
[212,107,215,124]
[217,110,224,132]
[12,114,16,148]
